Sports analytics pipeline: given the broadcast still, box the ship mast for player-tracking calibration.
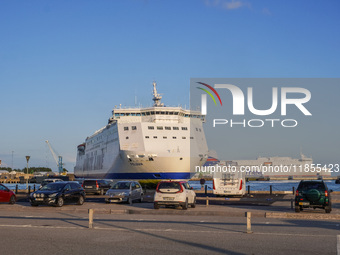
[152,81,164,107]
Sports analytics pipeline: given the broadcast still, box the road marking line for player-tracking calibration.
[0,224,337,238]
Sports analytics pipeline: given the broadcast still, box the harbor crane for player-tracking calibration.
[45,140,64,174]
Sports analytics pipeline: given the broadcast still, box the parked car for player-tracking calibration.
[154,181,196,210]
[82,179,112,195]
[0,184,16,204]
[295,180,332,213]
[105,181,143,204]
[39,178,64,188]
[29,181,86,207]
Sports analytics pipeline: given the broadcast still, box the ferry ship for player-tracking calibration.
[74,82,209,180]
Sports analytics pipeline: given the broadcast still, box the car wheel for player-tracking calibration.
[295,206,300,213]
[30,203,39,207]
[9,195,16,205]
[182,199,188,210]
[127,197,133,205]
[191,197,196,208]
[56,197,64,207]
[77,195,84,205]
[154,202,159,209]
[325,206,331,213]
[138,195,143,203]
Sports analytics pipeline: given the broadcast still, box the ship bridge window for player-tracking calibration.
[182,137,186,139]
[136,113,141,116]
[174,112,179,115]
[146,112,150,116]
[132,126,137,130]
[165,127,171,130]
[148,126,154,130]
[153,136,157,139]
[131,113,136,116]
[161,112,166,115]
[185,114,189,117]
[145,136,149,139]
[190,137,194,139]
[151,111,155,115]
[156,111,160,114]
[173,127,179,130]
[173,136,177,139]
[124,127,129,131]
[157,126,163,130]
[182,127,188,130]
[163,136,167,139]
[169,112,174,115]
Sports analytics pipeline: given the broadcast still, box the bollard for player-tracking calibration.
[34,184,36,192]
[292,186,295,195]
[205,185,207,195]
[28,186,31,194]
[89,209,94,229]
[247,185,250,195]
[291,199,294,210]
[270,185,272,195]
[15,184,18,194]
[206,196,209,207]
[246,212,253,234]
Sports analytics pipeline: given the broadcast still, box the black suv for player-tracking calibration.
[29,181,86,207]
[82,179,112,195]
[295,180,332,213]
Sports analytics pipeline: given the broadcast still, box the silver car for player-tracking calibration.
[105,181,143,204]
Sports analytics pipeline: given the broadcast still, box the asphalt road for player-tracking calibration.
[0,210,338,255]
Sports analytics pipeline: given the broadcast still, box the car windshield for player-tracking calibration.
[298,182,325,191]
[158,182,181,190]
[111,182,130,190]
[40,183,65,191]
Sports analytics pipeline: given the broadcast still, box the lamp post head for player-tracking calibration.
[25,156,30,163]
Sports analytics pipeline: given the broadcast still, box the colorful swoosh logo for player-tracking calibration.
[196,82,223,106]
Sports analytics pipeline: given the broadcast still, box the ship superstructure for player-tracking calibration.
[74,82,209,180]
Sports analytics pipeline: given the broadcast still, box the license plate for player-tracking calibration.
[163,197,174,201]
[85,186,92,188]
[35,198,44,201]
[299,202,309,206]
[224,191,231,193]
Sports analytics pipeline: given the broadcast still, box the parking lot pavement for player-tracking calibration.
[0,210,339,255]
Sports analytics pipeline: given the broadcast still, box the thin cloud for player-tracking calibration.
[204,0,251,10]
[262,7,272,16]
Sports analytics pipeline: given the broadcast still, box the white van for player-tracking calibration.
[212,169,246,196]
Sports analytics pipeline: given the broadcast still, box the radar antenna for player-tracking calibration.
[152,81,164,107]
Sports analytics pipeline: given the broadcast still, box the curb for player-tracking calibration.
[265,212,340,220]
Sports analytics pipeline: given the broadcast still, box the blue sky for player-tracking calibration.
[1,0,339,171]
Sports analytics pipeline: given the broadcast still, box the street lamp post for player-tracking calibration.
[25,156,30,191]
